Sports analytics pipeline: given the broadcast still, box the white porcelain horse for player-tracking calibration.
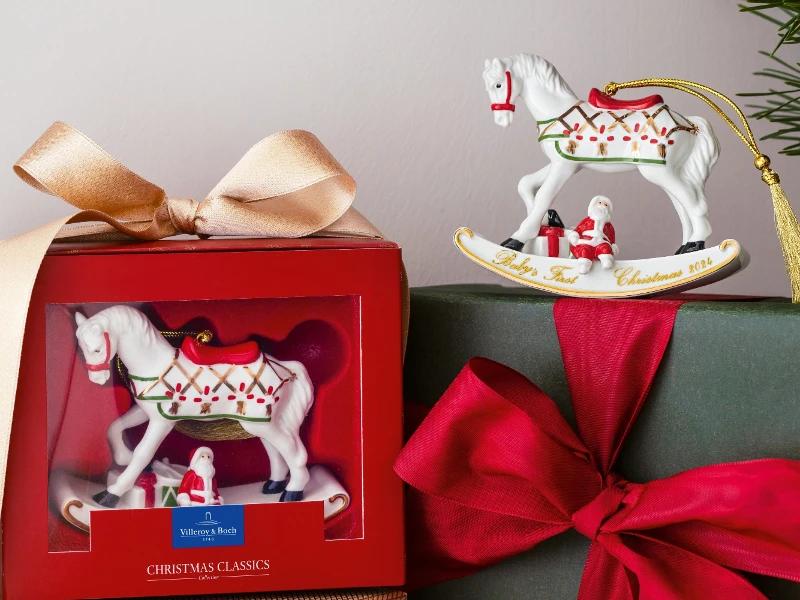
[74,305,314,507]
[483,54,720,255]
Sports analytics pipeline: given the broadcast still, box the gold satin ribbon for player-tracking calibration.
[15,122,380,241]
[0,122,408,514]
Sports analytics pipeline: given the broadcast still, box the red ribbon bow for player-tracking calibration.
[395,298,800,599]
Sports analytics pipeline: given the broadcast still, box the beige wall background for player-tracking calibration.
[1,0,796,296]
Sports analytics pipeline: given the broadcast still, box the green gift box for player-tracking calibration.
[404,285,800,600]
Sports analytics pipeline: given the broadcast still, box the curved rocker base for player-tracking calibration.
[51,465,349,533]
[455,227,749,298]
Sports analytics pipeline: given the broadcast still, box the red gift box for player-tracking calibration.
[3,237,405,599]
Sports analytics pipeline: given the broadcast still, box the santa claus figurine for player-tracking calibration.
[568,195,620,275]
[176,446,223,507]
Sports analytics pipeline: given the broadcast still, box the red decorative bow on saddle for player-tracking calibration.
[395,298,800,599]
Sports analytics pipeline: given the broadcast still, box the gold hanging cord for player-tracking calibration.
[604,78,800,302]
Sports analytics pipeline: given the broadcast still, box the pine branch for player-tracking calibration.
[739,2,800,154]
[740,1,800,54]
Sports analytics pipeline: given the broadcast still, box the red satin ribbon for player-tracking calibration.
[395,298,800,599]
[539,225,564,257]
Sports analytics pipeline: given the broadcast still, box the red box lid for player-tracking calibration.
[46,237,398,256]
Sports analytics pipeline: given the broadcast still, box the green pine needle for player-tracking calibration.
[739,1,800,154]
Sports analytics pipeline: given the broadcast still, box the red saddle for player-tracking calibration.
[588,88,664,110]
[181,336,261,366]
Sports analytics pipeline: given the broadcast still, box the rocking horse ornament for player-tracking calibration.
[454,54,750,297]
[49,305,351,531]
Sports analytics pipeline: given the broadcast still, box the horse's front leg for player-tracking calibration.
[107,404,148,466]
[93,417,174,508]
[503,162,579,249]
[517,164,551,215]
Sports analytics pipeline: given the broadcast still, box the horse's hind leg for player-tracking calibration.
[667,191,693,250]
[273,431,309,502]
[639,165,710,252]
[518,165,551,215]
[260,439,289,494]
[107,405,148,466]
[506,163,578,249]
[94,418,174,508]
[243,423,309,502]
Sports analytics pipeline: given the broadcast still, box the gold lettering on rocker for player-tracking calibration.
[543,265,578,284]
[493,250,538,277]
[614,267,683,287]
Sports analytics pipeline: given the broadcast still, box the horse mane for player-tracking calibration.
[92,305,148,333]
[510,53,576,98]
[81,305,168,350]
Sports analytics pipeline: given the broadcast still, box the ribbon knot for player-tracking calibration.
[571,480,628,541]
[166,197,202,236]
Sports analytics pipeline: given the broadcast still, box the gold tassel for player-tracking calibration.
[604,78,800,301]
[759,157,800,302]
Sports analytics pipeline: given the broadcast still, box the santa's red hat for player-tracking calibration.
[189,446,213,469]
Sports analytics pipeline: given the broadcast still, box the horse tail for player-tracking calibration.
[679,117,720,189]
[276,361,314,434]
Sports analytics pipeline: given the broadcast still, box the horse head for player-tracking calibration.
[483,57,520,128]
[75,312,116,385]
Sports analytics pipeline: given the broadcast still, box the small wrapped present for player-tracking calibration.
[106,459,187,509]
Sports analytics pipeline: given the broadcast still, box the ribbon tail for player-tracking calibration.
[554,298,684,474]
[404,487,570,591]
[0,216,74,514]
[607,459,800,583]
[53,222,141,243]
[599,533,769,600]
[578,539,635,600]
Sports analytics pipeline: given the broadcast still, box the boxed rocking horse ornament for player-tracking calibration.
[0,125,405,599]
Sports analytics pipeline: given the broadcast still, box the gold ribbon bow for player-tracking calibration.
[0,122,406,514]
[15,121,381,241]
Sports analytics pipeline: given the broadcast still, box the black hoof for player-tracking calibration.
[674,244,686,255]
[93,490,120,508]
[279,490,304,502]
[262,479,288,494]
[680,241,706,253]
[500,238,525,252]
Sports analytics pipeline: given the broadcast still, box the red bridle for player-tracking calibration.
[85,332,112,372]
[490,71,516,112]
